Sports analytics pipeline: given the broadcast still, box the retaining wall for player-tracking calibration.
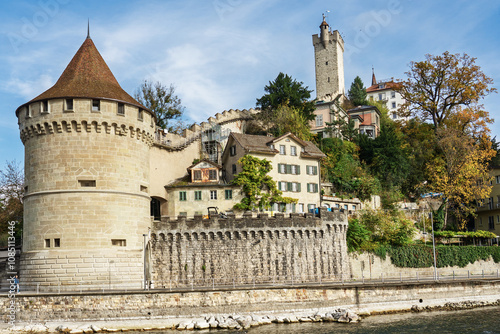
[2,280,499,322]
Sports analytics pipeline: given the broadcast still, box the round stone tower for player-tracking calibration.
[15,35,155,290]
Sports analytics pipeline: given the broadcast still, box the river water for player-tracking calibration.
[149,306,500,334]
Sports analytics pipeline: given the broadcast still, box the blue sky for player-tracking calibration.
[1,0,499,169]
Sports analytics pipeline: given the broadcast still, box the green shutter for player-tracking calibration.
[297,183,301,192]
[296,165,300,175]
[286,164,292,174]
[313,166,318,175]
[287,182,292,191]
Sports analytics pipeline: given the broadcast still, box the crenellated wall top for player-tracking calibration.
[152,208,347,235]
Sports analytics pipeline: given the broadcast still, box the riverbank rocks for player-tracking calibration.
[11,309,360,333]
[411,299,500,313]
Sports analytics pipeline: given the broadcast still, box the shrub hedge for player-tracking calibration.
[374,245,500,268]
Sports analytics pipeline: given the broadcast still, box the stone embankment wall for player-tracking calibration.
[2,280,499,322]
[150,209,349,287]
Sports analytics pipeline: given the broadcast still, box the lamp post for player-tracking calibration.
[143,233,148,290]
[430,210,437,281]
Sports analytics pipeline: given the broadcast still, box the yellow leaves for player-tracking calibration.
[427,128,494,226]
[396,52,496,131]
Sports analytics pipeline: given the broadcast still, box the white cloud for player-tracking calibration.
[3,74,54,100]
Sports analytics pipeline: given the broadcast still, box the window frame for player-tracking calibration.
[91,99,100,112]
[209,169,217,181]
[65,99,74,112]
[210,190,217,200]
[229,145,237,156]
[279,145,286,155]
[41,100,50,114]
[194,190,202,201]
[315,114,323,127]
[225,189,233,200]
[179,191,187,201]
[117,103,125,115]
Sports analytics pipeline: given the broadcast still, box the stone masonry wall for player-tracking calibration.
[2,280,500,322]
[150,208,349,287]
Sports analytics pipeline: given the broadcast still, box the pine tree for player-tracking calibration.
[348,76,368,106]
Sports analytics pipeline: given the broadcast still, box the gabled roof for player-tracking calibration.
[366,80,401,93]
[230,133,278,155]
[17,36,149,114]
[266,132,307,147]
[228,132,325,159]
[348,105,381,116]
[187,159,221,171]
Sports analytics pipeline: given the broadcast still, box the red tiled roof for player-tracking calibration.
[17,37,148,113]
[366,81,402,93]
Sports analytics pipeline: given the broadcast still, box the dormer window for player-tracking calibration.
[117,103,125,115]
[65,99,73,111]
[41,100,49,113]
[92,99,100,112]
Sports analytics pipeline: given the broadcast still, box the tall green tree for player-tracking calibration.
[321,138,379,201]
[232,155,296,211]
[134,80,185,132]
[268,105,313,141]
[256,72,316,121]
[347,76,368,106]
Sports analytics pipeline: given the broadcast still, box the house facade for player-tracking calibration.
[475,167,500,236]
[366,71,406,122]
[347,105,381,139]
[222,132,325,213]
[164,160,242,218]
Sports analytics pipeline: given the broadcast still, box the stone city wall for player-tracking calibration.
[150,209,349,287]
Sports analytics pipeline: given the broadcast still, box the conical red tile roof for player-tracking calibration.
[18,37,148,112]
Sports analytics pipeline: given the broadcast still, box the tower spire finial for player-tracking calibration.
[371,66,377,86]
[87,19,90,39]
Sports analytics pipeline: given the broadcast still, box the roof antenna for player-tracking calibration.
[87,19,90,39]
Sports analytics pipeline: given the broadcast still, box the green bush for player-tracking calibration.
[374,245,500,268]
[360,210,416,246]
[346,218,370,252]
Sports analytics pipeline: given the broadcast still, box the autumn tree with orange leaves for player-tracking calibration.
[397,52,495,132]
[397,52,496,229]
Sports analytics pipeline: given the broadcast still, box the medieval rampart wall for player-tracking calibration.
[150,209,349,287]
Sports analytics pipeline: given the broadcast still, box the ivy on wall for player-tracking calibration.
[374,245,500,268]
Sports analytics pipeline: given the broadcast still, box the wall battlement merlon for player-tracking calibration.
[153,108,258,149]
[152,208,347,235]
[19,119,155,145]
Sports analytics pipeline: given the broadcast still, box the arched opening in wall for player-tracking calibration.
[150,197,161,221]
